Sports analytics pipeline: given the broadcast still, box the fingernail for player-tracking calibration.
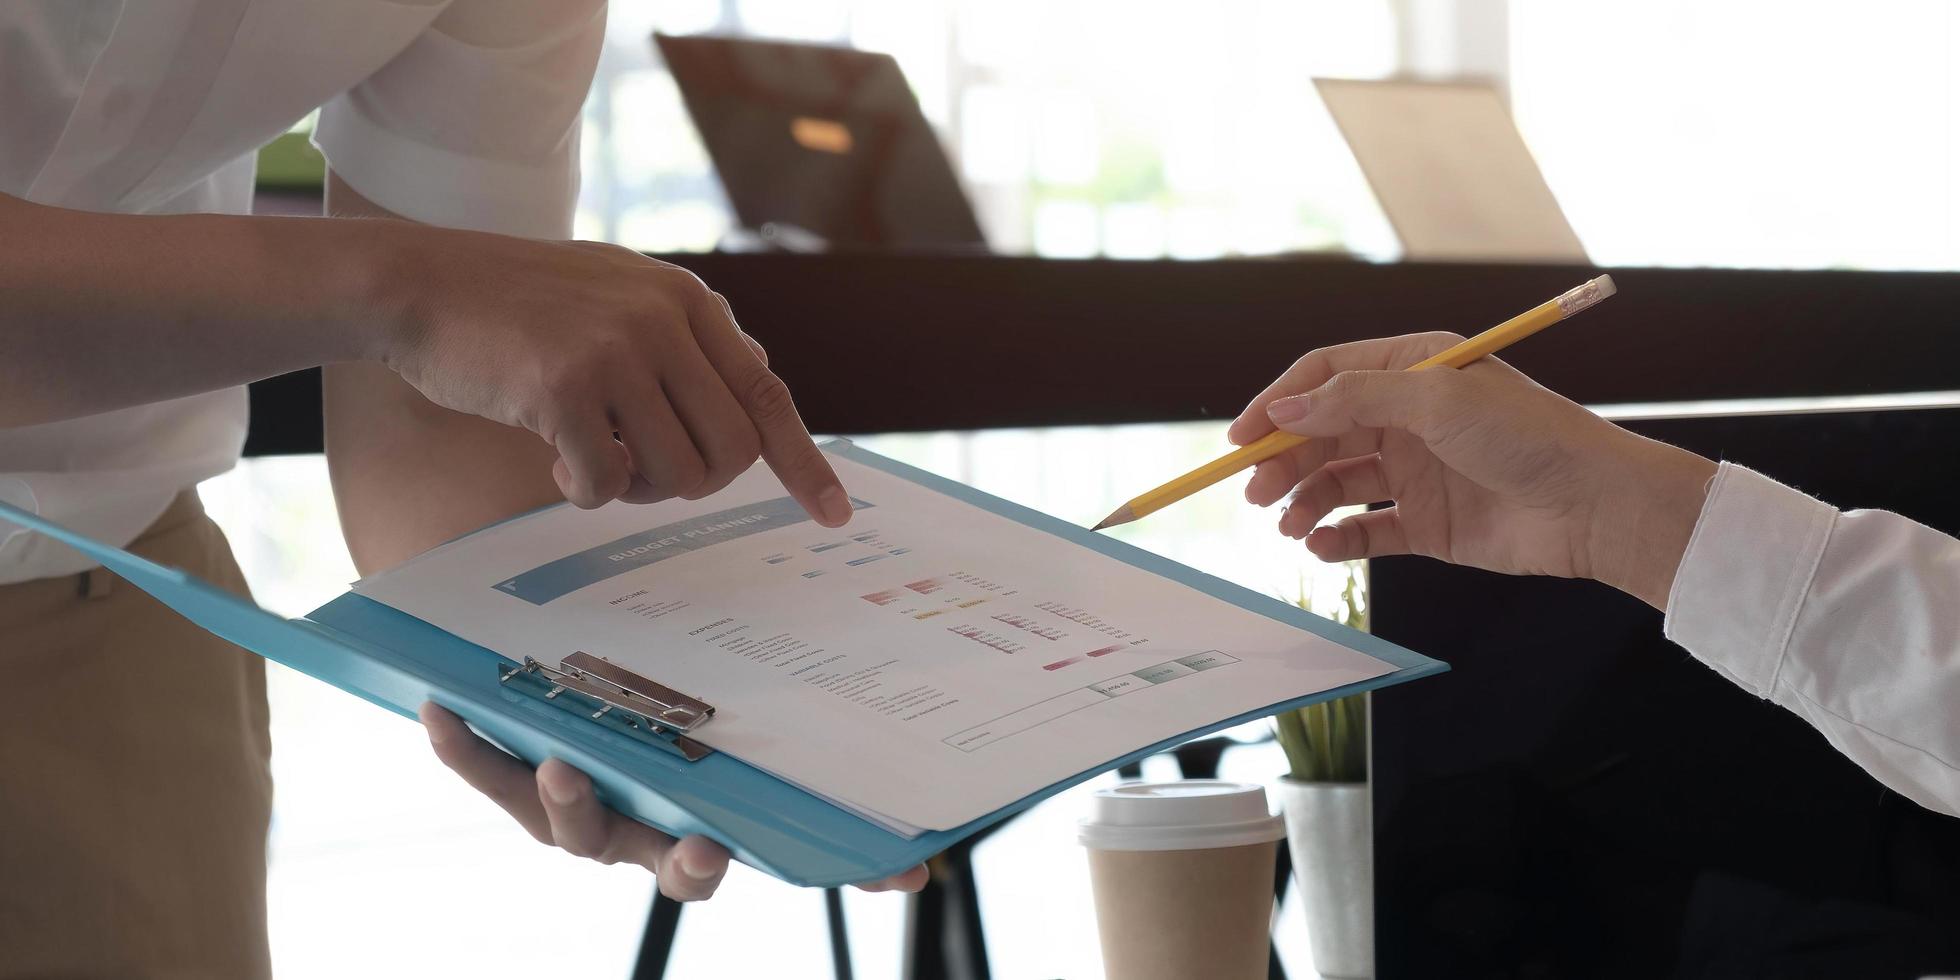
[678,851,714,881]
[421,704,449,744]
[1268,395,1310,426]
[541,764,581,806]
[819,486,852,525]
[1306,526,1334,554]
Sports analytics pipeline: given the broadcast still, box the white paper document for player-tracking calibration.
[356,448,1395,835]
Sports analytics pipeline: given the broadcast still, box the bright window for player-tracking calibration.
[1511,1,1960,270]
[579,0,1402,259]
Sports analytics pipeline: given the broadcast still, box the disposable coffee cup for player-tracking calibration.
[1079,780,1286,980]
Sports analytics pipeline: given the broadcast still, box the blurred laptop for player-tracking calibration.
[1315,78,1587,263]
[654,33,987,252]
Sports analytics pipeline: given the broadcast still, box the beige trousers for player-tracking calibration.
[0,492,272,979]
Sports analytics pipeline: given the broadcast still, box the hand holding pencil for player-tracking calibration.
[1095,274,1719,610]
[1094,276,1616,530]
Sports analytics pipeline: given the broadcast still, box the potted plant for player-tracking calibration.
[1273,562,1373,979]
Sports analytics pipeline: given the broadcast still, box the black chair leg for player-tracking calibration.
[825,887,854,980]
[632,892,685,980]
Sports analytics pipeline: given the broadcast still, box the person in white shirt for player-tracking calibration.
[0,3,919,974]
[1233,332,1960,819]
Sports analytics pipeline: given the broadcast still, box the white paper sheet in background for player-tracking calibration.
[356,450,1393,833]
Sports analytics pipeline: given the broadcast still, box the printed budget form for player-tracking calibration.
[356,445,1396,834]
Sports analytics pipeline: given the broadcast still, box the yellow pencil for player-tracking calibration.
[1091,275,1617,531]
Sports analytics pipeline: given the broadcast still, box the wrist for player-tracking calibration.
[1585,432,1719,611]
[226,211,406,365]
[327,217,422,365]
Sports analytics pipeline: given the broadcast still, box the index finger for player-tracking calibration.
[686,288,852,527]
[1225,332,1464,446]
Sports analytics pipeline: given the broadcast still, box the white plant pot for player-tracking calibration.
[1275,777,1373,979]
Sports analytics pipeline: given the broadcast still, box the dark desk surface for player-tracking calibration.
[245,254,1960,455]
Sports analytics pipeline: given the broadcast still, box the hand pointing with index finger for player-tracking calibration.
[368,230,851,524]
[680,280,853,526]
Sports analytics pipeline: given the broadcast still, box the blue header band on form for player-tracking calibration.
[494,496,874,605]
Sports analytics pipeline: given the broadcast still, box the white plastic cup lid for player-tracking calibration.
[1078,779,1286,852]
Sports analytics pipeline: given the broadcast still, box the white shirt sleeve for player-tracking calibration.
[310,0,605,238]
[1665,462,1960,817]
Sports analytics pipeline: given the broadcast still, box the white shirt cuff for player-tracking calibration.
[1663,463,1838,698]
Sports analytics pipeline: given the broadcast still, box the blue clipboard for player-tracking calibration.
[0,440,1446,887]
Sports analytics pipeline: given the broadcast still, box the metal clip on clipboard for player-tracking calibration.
[498,651,716,762]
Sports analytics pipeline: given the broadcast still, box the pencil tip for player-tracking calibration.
[1091,506,1136,532]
